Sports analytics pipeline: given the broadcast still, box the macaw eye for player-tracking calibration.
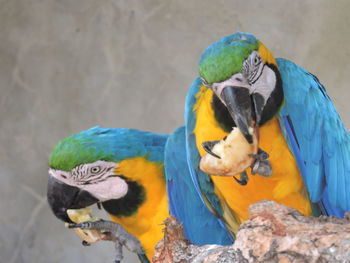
[90,166,101,174]
[243,52,264,85]
[254,55,261,66]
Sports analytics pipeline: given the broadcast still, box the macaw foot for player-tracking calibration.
[69,220,145,263]
[202,140,221,159]
[249,148,272,177]
[233,171,248,185]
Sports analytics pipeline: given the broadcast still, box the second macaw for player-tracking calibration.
[186,32,349,234]
[47,127,169,261]
[47,126,232,262]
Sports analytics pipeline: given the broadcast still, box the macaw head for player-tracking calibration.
[47,127,166,223]
[199,32,283,143]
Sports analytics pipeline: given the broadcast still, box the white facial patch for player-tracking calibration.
[80,176,128,202]
[48,160,129,201]
[250,65,276,103]
[211,59,276,107]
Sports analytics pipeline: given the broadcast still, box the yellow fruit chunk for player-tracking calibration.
[65,207,102,243]
[200,127,258,176]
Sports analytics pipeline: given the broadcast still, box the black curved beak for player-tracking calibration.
[220,86,254,143]
[47,176,99,223]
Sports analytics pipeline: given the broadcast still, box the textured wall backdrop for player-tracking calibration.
[1,0,350,262]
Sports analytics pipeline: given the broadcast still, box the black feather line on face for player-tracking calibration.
[101,176,145,217]
[258,63,283,126]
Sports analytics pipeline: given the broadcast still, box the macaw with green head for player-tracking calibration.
[47,126,233,262]
[47,127,168,262]
[186,32,349,234]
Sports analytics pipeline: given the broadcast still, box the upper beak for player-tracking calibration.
[47,176,99,223]
[220,86,254,143]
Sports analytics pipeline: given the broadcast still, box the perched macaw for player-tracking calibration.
[186,32,349,234]
[47,127,168,262]
[47,126,232,262]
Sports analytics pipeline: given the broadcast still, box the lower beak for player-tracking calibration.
[47,176,99,223]
[251,93,265,125]
[220,86,254,143]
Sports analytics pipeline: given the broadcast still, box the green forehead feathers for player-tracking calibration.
[49,127,168,171]
[199,32,259,84]
[49,130,114,171]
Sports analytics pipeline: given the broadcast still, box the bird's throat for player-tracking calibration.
[102,177,145,217]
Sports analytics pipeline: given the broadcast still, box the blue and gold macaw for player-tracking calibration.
[186,32,349,234]
[47,126,232,262]
[47,127,168,261]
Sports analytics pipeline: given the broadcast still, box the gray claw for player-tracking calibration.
[233,171,248,185]
[249,148,272,177]
[251,159,272,177]
[82,240,90,246]
[113,242,123,263]
[69,220,145,262]
[248,148,269,160]
[202,140,221,159]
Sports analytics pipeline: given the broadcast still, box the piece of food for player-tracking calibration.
[200,127,258,176]
[65,207,103,243]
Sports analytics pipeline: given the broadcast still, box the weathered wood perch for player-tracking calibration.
[153,200,350,263]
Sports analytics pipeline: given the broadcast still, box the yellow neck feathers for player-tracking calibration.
[110,157,168,259]
[193,88,311,226]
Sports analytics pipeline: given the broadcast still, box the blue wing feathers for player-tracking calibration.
[165,126,233,245]
[278,58,349,216]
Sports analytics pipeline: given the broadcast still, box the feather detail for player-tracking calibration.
[49,127,168,171]
[165,126,233,245]
[185,78,240,237]
[278,58,349,216]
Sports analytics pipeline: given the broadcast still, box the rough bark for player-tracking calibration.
[153,201,350,263]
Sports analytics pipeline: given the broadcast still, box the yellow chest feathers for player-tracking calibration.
[193,87,311,222]
[109,157,168,259]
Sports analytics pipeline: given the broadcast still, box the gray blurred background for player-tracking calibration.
[1,0,350,262]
